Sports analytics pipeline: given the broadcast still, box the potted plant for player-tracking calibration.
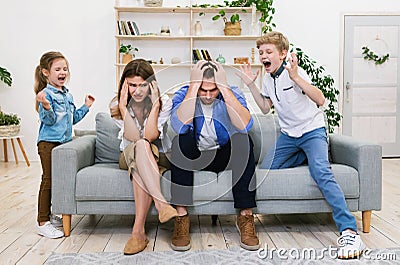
[224,0,275,33]
[119,44,138,64]
[212,9,245,36]
[0,66,12,87]
[196,0,275,34]
[0,111,21,137]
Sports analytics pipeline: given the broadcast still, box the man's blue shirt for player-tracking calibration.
[170,85,253,147]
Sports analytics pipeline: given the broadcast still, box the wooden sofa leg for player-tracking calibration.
[63,214,72,237]
[362,210,372,233]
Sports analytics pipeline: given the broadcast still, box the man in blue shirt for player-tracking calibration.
[169,61,259,251]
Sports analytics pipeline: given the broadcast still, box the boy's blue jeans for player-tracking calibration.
[260,127,357,233]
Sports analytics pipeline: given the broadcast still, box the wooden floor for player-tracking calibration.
[0,159,399,264]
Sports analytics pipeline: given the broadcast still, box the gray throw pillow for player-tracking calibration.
[95,112,121,163]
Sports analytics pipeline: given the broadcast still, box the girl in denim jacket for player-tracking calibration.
[34,51,95,238]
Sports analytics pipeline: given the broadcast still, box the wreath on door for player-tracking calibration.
[361,35,390,65]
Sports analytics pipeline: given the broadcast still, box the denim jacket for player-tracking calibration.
[170,85,253,147]
[37,84,89,144]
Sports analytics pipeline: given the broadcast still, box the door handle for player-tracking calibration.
[345,82,351,102]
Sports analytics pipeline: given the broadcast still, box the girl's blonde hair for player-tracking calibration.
[256,31,289,53]
[110,59,160,120]
[34,51,69,111]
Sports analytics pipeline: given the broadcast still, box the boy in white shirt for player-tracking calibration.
[237,31,366,259]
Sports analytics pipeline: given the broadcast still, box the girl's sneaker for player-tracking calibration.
[50,214,63,227]
[37,221,64,239]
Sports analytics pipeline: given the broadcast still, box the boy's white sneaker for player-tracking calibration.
[337,231,366,259]
[50,214,63,227]
[38,221,64,239]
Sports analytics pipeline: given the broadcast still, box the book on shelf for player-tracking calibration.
[201,49,207,60]
[192,49,200,61]
[117,21,122,35]
[126,21,136,35]
[131,21,140,35]
[205,50,212,61]
[117,20,140,35]
[119,21,129,35]
[195,49,202,61]
[193,49,213,62]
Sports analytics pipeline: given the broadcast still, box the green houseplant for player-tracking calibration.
[217,0,275,33]
[119,44,138,64]
[212,9,245,36]
[0,111,21,137]
[0,66,12,87]
[196,4,245,36]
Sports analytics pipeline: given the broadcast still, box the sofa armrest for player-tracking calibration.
[329,133,382,211]
[51,135,96,214]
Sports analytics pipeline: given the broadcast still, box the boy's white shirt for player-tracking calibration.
[261,63,326,137]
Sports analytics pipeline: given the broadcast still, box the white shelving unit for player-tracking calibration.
[114,5,264,98]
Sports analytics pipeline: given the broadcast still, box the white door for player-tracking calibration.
[343,15,400,157]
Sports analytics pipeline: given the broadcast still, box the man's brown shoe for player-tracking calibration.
[123,236,149,255]
[236,214,260,251]
[171,215,191,251]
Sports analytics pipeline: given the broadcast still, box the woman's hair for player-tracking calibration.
[34,51,69,111]
[111,59,160,120]
[256,31,289,53]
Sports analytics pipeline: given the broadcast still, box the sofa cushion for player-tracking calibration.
[95,112,121,163]
[254,164,359,200]
[76,165,220,202]
[249,114,281,164]
[76,163,358,203]
[76,164,131,200]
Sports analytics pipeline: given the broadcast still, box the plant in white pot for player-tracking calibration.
[0,112,21,137]
[120,44,138,64]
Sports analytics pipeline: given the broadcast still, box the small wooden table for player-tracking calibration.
[0,135,30,166]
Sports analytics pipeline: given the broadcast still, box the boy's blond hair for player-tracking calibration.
[256,31,289,53]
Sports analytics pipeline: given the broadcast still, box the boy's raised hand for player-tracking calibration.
[85,94,95,108]
[36,91,51,110]
[237,63,259,87]
[284,52,300,81]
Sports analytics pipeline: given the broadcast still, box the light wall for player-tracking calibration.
[0,0,399,161]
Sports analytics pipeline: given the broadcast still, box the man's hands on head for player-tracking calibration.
[190,60,207,92]
[213,62,229,92]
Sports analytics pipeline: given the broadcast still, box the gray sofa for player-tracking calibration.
[52,112,382,236]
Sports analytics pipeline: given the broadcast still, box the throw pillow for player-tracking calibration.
[95,112,121,163]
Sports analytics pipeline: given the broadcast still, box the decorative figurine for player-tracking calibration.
[216,54,226,64]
